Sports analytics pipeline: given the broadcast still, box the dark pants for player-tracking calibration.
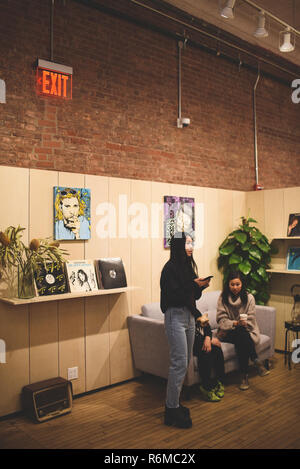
[222,326,257,374]
[194,335,225,391]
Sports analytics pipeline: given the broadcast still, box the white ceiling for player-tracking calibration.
[164,0,300,67]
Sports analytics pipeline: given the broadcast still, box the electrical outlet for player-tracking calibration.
[67,366,78,380]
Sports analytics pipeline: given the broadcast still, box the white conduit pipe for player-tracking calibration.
[253,70,261,189]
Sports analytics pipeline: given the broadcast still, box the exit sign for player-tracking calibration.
[36,59,72,99]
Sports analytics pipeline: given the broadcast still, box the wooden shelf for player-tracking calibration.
[0,287,130,306]
[267,269,300,275]
[272,237,300,240]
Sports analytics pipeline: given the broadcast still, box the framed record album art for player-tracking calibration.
[96,258,127,289]
[163,196,195,248]
[65,260,98,292]
[287,247,300,271]
[34,262,68,296]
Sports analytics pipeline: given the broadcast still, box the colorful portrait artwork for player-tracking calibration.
[54,186,91,240]
[163,196,195,248]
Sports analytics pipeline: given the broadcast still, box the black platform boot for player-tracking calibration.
[179,403,190,417]
[164,406,192,428]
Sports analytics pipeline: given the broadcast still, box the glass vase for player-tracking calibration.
[18,266,35,299]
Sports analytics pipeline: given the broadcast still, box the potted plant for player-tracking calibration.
[217,216,276,305]
[0,225,68,299]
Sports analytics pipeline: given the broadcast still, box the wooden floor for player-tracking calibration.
[0,353,299,450]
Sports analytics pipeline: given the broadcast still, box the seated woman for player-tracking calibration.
[193,315,225,402]
[216,271,269,390]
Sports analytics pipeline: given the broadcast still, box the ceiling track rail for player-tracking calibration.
[131,0,299,79]
[72,0,299,83]
[241,0,300,37]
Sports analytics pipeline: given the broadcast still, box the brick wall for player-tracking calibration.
[0,0,299,191]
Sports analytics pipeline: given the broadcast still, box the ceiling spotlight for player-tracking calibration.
[279,28,295,52]
[254,11,268,38]
[221,0,236,19]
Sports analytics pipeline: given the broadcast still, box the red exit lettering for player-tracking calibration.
[36,67,72,99]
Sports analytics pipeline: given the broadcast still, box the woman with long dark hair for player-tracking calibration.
[160,232,210,428]
[216,271,269,390]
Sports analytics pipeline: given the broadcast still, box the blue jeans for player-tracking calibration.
[164,306,195,408]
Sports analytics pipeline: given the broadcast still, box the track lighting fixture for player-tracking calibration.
[254,11,268,38]
[220,0,297,53]
[279,28,295,53]
[221,0,236,19]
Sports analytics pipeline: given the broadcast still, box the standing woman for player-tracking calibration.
[216,271,269,390]
[160,232,210,428]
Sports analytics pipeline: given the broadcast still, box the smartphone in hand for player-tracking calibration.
[202,275,213,281]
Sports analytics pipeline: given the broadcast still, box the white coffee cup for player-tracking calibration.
[240,313,248,321]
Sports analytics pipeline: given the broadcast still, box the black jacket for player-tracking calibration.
[160,259,204,319]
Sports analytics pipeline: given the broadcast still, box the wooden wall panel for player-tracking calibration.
[0,303,29,415]
[84,296,110,391]
[58,298,85,394]
[150,181,170,303]
[85,174,109,260]
[203,188,220,289]
[0,167,29,238]
[130,179,152,316]
[109,327,135,385]
[246,190,265,233]
[233,191,246,228]
[29,169,58,239]
[264,189,285,239]
[29,302,59,383]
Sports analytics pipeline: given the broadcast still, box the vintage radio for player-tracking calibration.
[22,377,73,423]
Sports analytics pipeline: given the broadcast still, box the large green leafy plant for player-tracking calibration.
[217,216,276,305]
